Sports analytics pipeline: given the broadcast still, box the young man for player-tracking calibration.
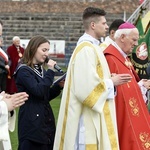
[54,7,132,150]
[104,22,150,150]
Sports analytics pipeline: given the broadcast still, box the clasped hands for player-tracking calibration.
[0,91,29,111]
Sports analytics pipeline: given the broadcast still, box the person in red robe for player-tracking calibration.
[104,22,150,150]
[6,36,24,94]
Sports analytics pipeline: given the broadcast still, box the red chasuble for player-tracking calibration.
[6,44,24,93]
[104,44,150,150]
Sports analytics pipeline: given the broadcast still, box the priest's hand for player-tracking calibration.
[111,73,132,86]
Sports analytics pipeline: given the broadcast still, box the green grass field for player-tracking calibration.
[10,95,61,150]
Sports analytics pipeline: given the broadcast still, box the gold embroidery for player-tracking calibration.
[83,82,105,108]
[96,45,118,149]
[103,102,118,150]
[125,60,133,68]
[139,132,150,149]
[131,56,149,69]
[60,43,86,149]
[86,144,97,150]
[129,98,139,116]
[59,75,71,150]
[97,61,103,79]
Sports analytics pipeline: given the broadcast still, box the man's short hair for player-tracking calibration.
[82,7,106,30]
[109,19,125,34]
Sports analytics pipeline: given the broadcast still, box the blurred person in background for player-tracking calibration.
[6,36,24,94]
[0,35,10,92]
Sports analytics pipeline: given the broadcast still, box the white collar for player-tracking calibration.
[77,33,100,46]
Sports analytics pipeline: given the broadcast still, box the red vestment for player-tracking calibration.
[6,44,24,93]
[104,44,150,150]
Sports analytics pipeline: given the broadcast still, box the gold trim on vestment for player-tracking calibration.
[83,82,105,107]
[59,75,71,150]
[103,102,118,150]
[95,44,118,149]
[86,144,97,150]
[60,42,89,150]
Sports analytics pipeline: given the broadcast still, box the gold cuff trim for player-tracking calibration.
[83,82,105,108]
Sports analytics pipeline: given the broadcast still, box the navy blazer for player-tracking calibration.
[15,64,62,145]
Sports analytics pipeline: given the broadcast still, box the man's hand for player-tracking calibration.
[111,73,132,86]
[1,92,29,111]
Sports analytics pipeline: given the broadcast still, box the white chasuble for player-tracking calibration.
[53,41,119,150]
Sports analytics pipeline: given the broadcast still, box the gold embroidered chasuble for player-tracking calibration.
[53,42,119,150]
[104,44,150,150]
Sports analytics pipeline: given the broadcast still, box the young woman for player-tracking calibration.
[14,35,64,150]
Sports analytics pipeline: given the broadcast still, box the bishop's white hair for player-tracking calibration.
[114,29,132,39]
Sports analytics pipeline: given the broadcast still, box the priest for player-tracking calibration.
[104,22,150,150]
